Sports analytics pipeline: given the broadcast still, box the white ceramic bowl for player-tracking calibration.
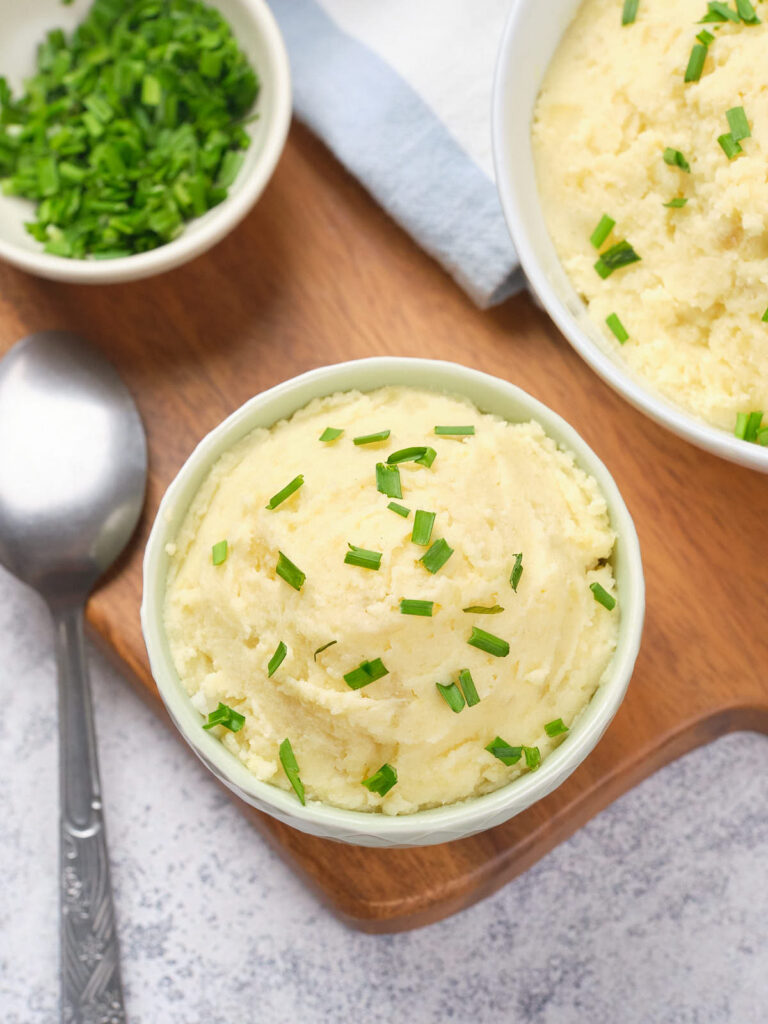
[141,358,645,847]
[492,0,768,474]
[0,0,291,283]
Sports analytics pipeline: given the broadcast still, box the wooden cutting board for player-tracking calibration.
[1,125,766,933]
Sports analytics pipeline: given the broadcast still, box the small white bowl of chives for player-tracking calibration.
[141,357,645,848]
[0,0,290,283]
[491,0,768,474]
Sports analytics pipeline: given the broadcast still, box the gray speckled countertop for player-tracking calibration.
[1,569,766,1024]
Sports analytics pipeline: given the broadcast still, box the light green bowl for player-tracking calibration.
[141,358,645,847]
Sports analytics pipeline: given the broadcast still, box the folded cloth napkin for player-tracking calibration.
[268,0,522,308]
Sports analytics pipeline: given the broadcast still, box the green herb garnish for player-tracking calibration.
[267,641,287,678]
[700,2,739,23]
[545,718,569,737]
[594,240,641,279]
[622,0,639,25]
[458,668,480,707]
[726,106,751,141]
[400,599,434,617]
[387,446,437,466]
[313,640,337,661]
[684,43,708,82]
[510,552,524,592]
[343,658,389,690]
[434,425,476,436]
[718,133,742,159]
[279,738,305,805]
[606,313,629,343]
[663,197,689,209]
[590,582,616,610]
[387,501,410,517]
[266,474,304,510]
[362,763,398,796]
[485,737,522,766]
[354,430,390,446]
[276,551,306,591]
[735,410,764,442]
[663,148,691,173]
[411,510,436,546]
[319,427,343,442]
[212,539,228,566]
[735,0,760,23]
[468,626,510,658]
[462,605,504,615]
[436,681,465,713]
[420,538,454,574]
[590,214,615,249]
[697,28,715,44]
[203,702,245,733]
[523,745,541,770]
[376,463,402,499]
[344,544,382,571]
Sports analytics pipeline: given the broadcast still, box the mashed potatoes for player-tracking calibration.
[164,386,618,814]
[533,0,768,432]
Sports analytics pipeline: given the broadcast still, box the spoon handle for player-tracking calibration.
[55,605,125,1024]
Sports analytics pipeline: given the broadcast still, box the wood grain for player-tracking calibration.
[2,124,767,932]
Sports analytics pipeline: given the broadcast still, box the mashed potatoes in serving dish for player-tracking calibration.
[533,0,768,444]
[164,386,619,814]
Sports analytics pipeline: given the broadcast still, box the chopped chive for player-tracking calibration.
[362,763,398,796]
[758,428,768,447]
[434,425,476,436]
[468,626,510,658]
[436,681,465,713]
[376,462,402,499]
[663,147,691,173]
[212,539,228,565]
[313,640,337,661]
[700,1,739,21]
[726,106,750,142]
[279,738,305,805]
[606,313,629,344]
[684,44,708,83]
[343,658,389,690]
[545,718,569,738]
[735,0,760,23]
[458,668,480,707]
[523,745,541,770]
[696,28,715,44]
[267,641,287,678]
[734,411,749,439]
[743,411,764,443]
[420,538,454,574]
[594,240,641,279]
[387,501,410,517]
[590,581,616,610]
[387,446,435,465]
[510,552,524,592]
[416,447,437,468]
[462,605,504,615]
[203,702,245,733]
[762,307,768,323]
[276,551,306,591]
[718,133,742,159]
[354,429,390,446]
[412,510,436,546]
[590,213,615,249]
[400,599,434,617]
[344,543,382,571]
[319,427,343,442]
[663,197,689,209]
[265,474,304,510]
[485,736,522,766]
[622,0,639,24]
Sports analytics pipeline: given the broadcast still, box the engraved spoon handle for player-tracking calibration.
[55,605,125,1024]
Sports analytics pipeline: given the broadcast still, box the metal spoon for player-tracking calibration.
[0,331,146,1024]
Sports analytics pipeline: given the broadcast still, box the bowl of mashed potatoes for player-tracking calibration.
[142,358,644,847]
[493,0,768,472]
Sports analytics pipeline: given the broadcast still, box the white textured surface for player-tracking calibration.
[1,568,766,1023]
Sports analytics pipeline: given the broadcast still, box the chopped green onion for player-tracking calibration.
[436,681,465,713]
[416,447,437,467]
[663,148,691,173]
[510,552,524,592]
[462,605,504,615]
[265,474,304,510]
[279,738,305,805]
[485,737,522,766]
[267,641,287,678]
[434,425,476,436]
[313,640,337,661]
[276,551,306,591]
[737,410,765,443]
[590,214,615,249]
[697,28,715,44]
[594,240,641,279]
[523,745,541,770]
[606,313,629,344]
[354,430,390,446]
[387,446,437,466]
[420,538,454,574]
[468,626,510,658]
[663,197,689,209]
[700,2,739,22]
[545,718,569,738]
[319,427,343,442]
[718,133,742,159]
[411,510,436,546]
[758,428,768,447]
[762,307,768,324]
[734,411,749,439]
[458,668,480,707]
[735,0,760,23]
[387,501,410,517]
[726,106,751,142]
[622,0,639,24]
[344,544,382,571]
[684,44,708,83]
[212,540,228,566]
[400,599,434,617]
[376,463,402,499]
[362,763,398,796]
[343,658,389,690]
[203,702,245,733]
[590,582,616,610]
